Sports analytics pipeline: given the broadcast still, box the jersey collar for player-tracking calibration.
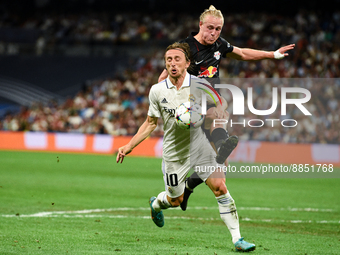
[165,71,191,89]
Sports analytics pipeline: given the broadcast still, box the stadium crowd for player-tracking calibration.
[0,9,340,61]
[0,10,339,144]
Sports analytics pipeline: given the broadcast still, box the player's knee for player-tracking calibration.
[206,108,229,120]
[224,110,230,120]
[203,107,215,129]
[211,181,227,197]
[205,107,215,120]
[206,108,230,130]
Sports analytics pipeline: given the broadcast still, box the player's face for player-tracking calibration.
[165,49,190,79]
[199,15,223,45]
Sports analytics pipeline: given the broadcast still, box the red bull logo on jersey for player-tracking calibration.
[198,66,218,78]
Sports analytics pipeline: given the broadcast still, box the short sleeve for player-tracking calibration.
[221,38,234,58]
[147,86,161,118]
[191,77,220,105]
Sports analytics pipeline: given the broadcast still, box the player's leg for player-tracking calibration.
[150,158,188,227]
[180,107,237,211]
[205,170,240,243]
[204,108,238,164]
[180,107,218,211]
[152,190,184,210]
[205,170,255,252]
[149,191,184,228]
[194,149,254,251]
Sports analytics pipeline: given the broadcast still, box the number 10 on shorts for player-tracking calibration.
[166,173,178,186]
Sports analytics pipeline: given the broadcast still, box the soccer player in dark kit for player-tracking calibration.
[159,5,295,215]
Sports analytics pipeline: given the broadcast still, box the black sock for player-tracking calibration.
[187,172,204,190]
[211,128,229,151]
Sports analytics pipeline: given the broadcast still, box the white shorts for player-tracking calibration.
[162,145,216,198]
[162,158,189,198]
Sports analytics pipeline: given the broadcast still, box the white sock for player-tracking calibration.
[152,191,171,212]
[216,192,241,244]
[217,163,224,169]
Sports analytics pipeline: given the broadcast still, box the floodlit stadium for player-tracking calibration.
[0,0,339,254]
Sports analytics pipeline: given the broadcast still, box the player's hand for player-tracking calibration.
[277,44,295,57]
[116,145,132,164]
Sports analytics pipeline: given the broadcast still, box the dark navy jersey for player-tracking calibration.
[181,32,234,79]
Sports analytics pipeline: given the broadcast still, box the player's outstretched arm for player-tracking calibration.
[116,116,158,163]
[274,44,296,59]
[228,44,295,61]
[158,69,168,83]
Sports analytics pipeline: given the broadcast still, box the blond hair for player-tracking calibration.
[199,5,224,24]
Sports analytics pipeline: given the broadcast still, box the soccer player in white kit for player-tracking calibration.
[158,6,295,213]
[116,42,255,252]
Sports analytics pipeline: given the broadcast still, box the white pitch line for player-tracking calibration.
[0,206,336,218]
[239,207,334,212]
[1,213,339,224]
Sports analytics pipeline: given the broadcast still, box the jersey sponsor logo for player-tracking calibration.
[163,107,175,117]
[195,60,204,65]
[161,98,168,103]
[197,66,218,78]
[214,51,221,60]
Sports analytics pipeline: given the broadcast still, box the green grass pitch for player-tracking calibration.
[0,150,339,254]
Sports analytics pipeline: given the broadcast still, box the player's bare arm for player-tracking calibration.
[228,44,295,61]
[116,115,158,163]
[158,69,168,82]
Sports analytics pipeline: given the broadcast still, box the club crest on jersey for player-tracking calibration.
[168,187,173,194]
[214,51,221,60]
[189,94,196,102]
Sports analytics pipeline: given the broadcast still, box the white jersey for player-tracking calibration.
[148,72,215,161]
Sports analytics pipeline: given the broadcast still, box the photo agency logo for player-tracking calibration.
[196,81,312,128]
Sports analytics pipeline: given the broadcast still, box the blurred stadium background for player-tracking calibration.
[0,0,339,166]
